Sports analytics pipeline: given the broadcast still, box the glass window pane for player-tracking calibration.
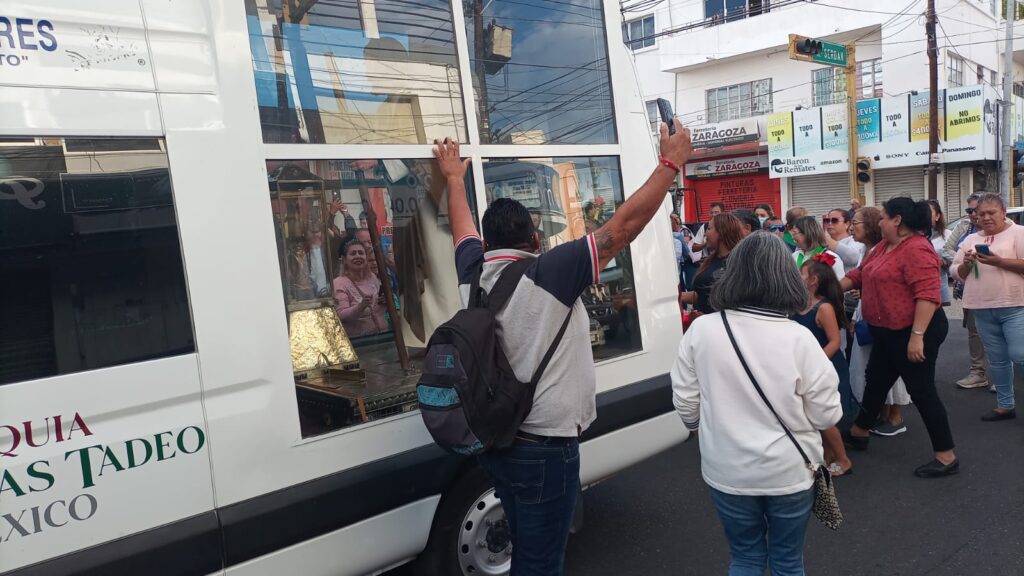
[245,0,467,144]
[482,157,641,360]
[466,0,616,144]
[266,157,476,437]
[643,16,655,47]
[0,138,194,386]
[705,0,725,18]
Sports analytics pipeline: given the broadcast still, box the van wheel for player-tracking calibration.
[415,467,511,576]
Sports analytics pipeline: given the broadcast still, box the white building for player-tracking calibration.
[624,0,1024,222]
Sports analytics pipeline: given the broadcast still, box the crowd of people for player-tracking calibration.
[672,192,1023,574]
[431,117,1023,576]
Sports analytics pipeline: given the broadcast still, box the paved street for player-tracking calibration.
[388,318,1024,576]
[563,321,1024,576]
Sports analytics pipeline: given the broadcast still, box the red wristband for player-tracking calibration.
[659,156,680,173]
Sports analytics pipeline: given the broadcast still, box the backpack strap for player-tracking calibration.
[529,308,573,389]
[483,258,534,313]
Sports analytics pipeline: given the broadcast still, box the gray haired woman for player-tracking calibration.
[791,215,846,280]
[673,232,842,576]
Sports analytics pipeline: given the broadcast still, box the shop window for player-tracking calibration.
[622,15,655,51]
[244,0,467,144]
[0,138,194,386]
[464,0,616,144]
[482,157,641,361]
[266,157,476,437]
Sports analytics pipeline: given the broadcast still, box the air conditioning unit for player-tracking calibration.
[484,22,512,75]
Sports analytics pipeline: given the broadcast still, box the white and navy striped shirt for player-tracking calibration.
[455,234,600,437]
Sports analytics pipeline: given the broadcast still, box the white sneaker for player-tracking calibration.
[956,373,989,389]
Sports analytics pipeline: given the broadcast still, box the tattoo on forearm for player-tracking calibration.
[594,227,618,260]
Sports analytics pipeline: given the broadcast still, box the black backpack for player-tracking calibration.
[417,258,572,456]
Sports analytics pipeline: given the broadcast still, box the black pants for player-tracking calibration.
[854,308,954,452]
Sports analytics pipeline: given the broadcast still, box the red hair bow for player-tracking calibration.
[812,252,836,267]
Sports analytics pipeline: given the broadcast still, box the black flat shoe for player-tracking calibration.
[981,409,1016,422]
[841,430,869,451]
[914,458,960,478]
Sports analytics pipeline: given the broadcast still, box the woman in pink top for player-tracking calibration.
[334,239,388,337]
[952,194,1024,422]
[839,198,958,479]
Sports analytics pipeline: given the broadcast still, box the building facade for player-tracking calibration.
[625,0,1024,222]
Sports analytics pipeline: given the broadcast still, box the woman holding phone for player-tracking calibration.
[952,193,1024,422]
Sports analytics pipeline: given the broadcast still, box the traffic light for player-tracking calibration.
[856,157,872,184]
[1014,149,1024,188]
[795,38,823,56]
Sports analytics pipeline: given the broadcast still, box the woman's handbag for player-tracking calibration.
[720,311,844,531]
[854,320,873,347]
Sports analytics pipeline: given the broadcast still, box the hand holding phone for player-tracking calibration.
[975,244,991,256]
[656,98,676,136]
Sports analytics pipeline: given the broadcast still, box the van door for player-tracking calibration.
[0,4,217,573]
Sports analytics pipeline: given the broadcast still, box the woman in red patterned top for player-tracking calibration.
[839,197,959,478]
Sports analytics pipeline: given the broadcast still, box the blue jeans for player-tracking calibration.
[709,487,815,576]
[973,306,1024,410]
[477,437,580,576]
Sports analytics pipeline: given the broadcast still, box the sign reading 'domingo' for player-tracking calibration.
[0,17,58,67]
[0,413,206,544]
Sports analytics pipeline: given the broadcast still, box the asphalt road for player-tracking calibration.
[388,320,1024,576]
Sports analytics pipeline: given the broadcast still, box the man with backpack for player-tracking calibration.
[430,119,692,575]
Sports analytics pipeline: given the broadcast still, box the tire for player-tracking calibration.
[414,466,511,576]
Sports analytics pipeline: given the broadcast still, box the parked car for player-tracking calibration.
[947,206,1022,231]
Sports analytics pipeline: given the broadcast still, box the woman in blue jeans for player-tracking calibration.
[672,233,842,576]
[952,194,1024,421]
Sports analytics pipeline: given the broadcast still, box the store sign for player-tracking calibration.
[690,118,760,149]
[691,172,780,221]
[767,85,998,178]
[1,2,155,91]
[685,154,767,179]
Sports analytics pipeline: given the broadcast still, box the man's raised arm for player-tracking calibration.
[592,119,692,269]
[432,138,477,245]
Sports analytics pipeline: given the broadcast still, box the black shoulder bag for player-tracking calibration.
[720,311,843,531]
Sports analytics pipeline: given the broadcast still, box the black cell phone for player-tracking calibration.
[656,98,676,135]
[975,244,991,256]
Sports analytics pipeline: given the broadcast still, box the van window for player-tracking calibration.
[482,157,641,359]
[266,157,475,437]
[244,0,468,145]
[0,138,195,386]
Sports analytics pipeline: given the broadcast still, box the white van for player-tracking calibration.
[0,2,686,575]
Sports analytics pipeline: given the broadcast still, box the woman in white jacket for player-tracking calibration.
[673,232,842,576]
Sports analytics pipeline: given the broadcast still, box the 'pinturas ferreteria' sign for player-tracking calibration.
[690,118,761,149]
[767,85,997,178]
[0,412,206,546]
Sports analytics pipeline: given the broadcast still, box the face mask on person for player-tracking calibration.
[758,216,768,226]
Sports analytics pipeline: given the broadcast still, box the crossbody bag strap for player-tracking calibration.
[720,311,814,468]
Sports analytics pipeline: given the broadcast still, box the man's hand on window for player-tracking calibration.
[433,137,470,181]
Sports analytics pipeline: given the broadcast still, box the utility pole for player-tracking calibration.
[474,0,491,143]
[1001,0,1016,204]
[845,44,861,206]
[926,0,939,200]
